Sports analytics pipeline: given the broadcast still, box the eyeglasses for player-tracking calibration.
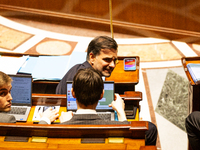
[103,58,119,64]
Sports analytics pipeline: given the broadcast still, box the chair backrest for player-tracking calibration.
[0,121,148,138]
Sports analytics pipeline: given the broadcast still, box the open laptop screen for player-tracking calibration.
[9,74,32,106]
[66,81,114,111]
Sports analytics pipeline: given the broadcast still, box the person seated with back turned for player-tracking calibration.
[0,71,16,123]
[185,111,200,150]
[40,68,157,145]
[56,35,118,94]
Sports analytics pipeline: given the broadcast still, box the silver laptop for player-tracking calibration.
[6,74,32,122]
[66,81,115,121]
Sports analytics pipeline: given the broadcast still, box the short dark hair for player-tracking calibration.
[86,36,118,61]
[72,68,104,106]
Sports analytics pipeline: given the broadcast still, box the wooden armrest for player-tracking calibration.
[120,91,142,101]
[121,91,142,117]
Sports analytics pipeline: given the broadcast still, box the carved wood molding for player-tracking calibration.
[1,4,200,38]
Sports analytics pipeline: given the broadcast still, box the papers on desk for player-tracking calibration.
[187,63,200,84]
[0,51,87,80]
[33,55,70,81]
[0,56,28,74]
[32,106,60,121]
[18,56,38,75]
[18,55,70,81]
[17,51,87,81]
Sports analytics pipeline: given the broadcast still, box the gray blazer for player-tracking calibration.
[39,114,129,125]
[0,113,16,123]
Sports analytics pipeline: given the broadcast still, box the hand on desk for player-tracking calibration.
[39,94,126,123]
[109,93,127,121]
[40,107,59,122]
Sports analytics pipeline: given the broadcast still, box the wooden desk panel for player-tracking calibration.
[106,56,139,94]
[182,57,200,150]
[140,146,157,150]
[0,136,147,150]
[31,94,66,106]
[31,92,142,106]
[105,57,139,84]
[0,136,158,150]
[0,135,157,150]
[0,121,148,138]
[181,57,200,112]
[122,91,142,108]
[181,57,200,85]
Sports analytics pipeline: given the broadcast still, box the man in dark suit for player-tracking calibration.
[0,71,16,123]
[185,111,200,150]
[56,36,118,94]
[40,68,157,145]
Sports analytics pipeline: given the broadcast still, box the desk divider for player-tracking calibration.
[0,121,148,139]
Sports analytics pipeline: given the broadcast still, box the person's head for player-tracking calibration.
[72,68,104,108]
[0,71,12,112]
[86,36,118,77]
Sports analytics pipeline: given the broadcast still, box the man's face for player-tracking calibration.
[90,49,118,77]
[0,84,12,112]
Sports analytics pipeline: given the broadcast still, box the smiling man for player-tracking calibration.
[56,36,118,94]
[0,71,16,123]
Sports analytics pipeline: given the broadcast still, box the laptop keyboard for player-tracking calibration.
[97,112,111,121]
[8,107,27,115]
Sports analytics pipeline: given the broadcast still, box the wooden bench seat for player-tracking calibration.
[0,121,157,150]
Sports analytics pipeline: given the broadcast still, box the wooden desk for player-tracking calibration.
[30,92,142,121]
[121,91,142,121]
[0,93,155,150]
[106,56,140,94]
[181,57,200,113]
[33,56,140,94]
[0,137,156,150]
[0,52,139,94]
[0,121,150,150]
[181,56,200,150]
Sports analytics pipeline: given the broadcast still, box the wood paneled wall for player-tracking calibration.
[1,0,200,43]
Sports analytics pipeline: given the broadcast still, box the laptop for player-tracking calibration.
[6,74,32,122]
[66,81,115,121]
